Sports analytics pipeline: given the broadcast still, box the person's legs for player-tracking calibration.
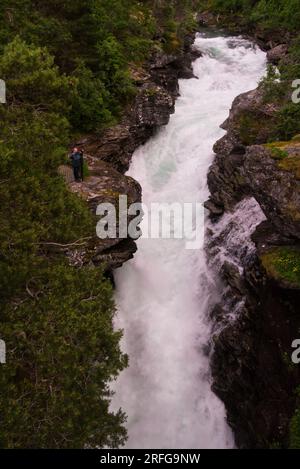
[73,166,80,181]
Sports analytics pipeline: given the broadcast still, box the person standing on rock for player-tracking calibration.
[70,147,83,182]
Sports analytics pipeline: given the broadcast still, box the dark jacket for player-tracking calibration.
[70,151,82,168]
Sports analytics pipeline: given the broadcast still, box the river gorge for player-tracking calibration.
[111,32,267,449]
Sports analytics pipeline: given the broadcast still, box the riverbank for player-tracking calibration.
[67,34,201,274]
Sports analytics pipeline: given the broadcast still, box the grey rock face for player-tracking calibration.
[243,146,300,240]
[65,159,142,272]
[267,44,288,64]
[205,68,300,448]
[135,83,174,127]
[206,86,280,214]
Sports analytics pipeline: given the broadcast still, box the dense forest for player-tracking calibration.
[0,0,198,449]
[210,0,300,31]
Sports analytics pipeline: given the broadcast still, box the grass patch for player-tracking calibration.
[261,246,300,288]
[278,155,300,179]
[268,146,289,160]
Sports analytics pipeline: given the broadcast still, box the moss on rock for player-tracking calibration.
[261,246,300,289]
[265,139,300,179]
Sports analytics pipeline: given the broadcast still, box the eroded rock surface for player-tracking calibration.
[206,81,300,448]
[61,159,141,272]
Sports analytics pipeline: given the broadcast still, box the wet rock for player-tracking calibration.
[204,199,224,217]
[135,83,174,127]
[221,261,246,296]
[210,304,227,326]
[267,44,289,64]
[211,280,300,448]
[252,220,297,250]
[213,133,245,158]
[208,87,281,213]
[242,145,300,240]
[207,152,249,211]
[149,41,202,94]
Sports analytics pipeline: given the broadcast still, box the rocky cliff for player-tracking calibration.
[64,36,200,274]
[76,36,200,174]
[205,56,300,447]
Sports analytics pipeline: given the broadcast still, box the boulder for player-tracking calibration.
[67,159,142,271]
[267,44,288,64]
[217,87,279,147]
[242,145,300,240]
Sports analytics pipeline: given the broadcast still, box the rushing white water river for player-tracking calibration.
[111,33,266,449]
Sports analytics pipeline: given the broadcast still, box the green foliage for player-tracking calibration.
[260,65,286,105]
[0,0,199,448]
[0,36,125,448]
[267,146,289,160]
[97,35,136,109]
[276,104,300,141]
[0,1,197,132]
[70,64,113,132]
[0,263,127,449]
[261,247,300,288]
[251,0,300,31]
[0,37,72,113]
[210,0,255,14]
[210,0,300,31]
[236,112,264,145]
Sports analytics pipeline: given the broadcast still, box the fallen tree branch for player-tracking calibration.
[26,282,35,298]
[37,237,93,249]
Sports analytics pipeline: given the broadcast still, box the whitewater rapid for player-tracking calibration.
[111,33,266,449]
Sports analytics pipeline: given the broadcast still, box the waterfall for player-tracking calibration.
[111,32,266,449]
